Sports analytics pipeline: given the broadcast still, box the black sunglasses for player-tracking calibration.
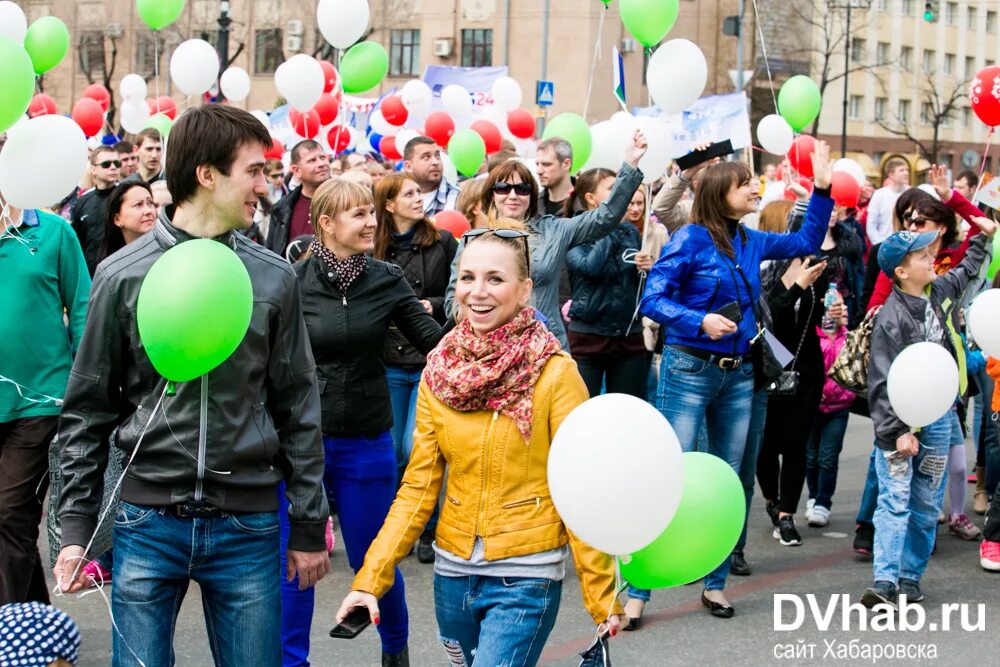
[492,181,532,196]
[268,172,285,180]
[97,160,123,169]
[462,228,532,274]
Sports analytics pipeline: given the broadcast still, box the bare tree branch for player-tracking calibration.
[874,73,968,162]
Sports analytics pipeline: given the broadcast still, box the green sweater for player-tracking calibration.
[0,209,90,422]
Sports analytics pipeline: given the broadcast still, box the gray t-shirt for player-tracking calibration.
[433,537,568,580]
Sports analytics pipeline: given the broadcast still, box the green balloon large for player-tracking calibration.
[620,0,679,47]
[448,129,486,178]
[0,38,35,134]
[145,113,173,138]
[137,0,186,31]
[341,42,389,94]
[619,452,745,589]
[778,75,822,132]
[137,239,254,383]
[543,113,592,173]
[23,17,70,74]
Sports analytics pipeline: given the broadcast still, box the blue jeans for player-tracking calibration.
[279,433,408,662]
[434,573,562,666]
[872,410,954,584]
[112,501,281,667]
[387,365,440,532]
[856,446,879,525]
[805,409,851,509]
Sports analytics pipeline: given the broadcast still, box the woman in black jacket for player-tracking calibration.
[373,173,458,563]
[286,180,442,667]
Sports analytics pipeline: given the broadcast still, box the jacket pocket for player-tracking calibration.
[501,495,550,510]
[446,495,462,506]
[362,377,388,398]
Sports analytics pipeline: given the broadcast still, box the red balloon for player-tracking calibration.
[786,135,816,179]
[72,98,104,137]
[313,92,340,126]
[328,125,351,153]
[264,137,285,160]
[379,135,402,160]
[831,171,861,207]
[470,120,503,154]
[971,66,1000,126]
[290,108,321,139]
[424,111,456,146]
[83,83,111,112]
[147,96,178,121]
[320,60,339,93]
[381,95,408,126]
[28,93,57,118]
[774,164,784,182]
[433,210,471,237]
[507,108,535,139]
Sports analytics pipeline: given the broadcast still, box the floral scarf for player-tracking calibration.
[423,307,562,441]
[309,238,367,294]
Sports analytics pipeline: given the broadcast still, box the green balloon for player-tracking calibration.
[23,17,70,74]
[988,233,1000,280]
[619,452,745,589]
[0,38,34,134]
[137,0,186,31]
[145,113,173,138]
[448,129,486,178]
[137,239,254,383]
[340,42,389,94]
[620,0,679,48]
[777,75,822,133]
[543,113,592,173]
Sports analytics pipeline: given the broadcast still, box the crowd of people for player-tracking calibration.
[1,101,1000,667]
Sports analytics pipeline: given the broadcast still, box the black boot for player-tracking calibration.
[382,647,409,667]
[730,550,751,576]
[417,530,435,564]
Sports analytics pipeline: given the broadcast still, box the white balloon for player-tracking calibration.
[441,84,473,117]
[610,111,633,132]
[275,54,325,112]
[968,289,1000,358]
[887,342,960,428]
[250,109,270,128]
[316,0,370,50]
[119,74,148,102]
[548,394,684,555]
[633,116,674,184]
[0,115,88,209]
[395,129,419,157]
[832,158,867,187]
[346,127,360,151]
[169,39,220,97]
[582,121,621,171]
[756,114,794,156]
[120,99,151,134]
[514,138,537,159]
[0,1,27,43]
[368,109,398,136]
[490,76,522,111]
[4,113,29,139]
[400,79,433,116]
[516,157,540,184]
[220,66,251,102]
[440,151,459,185]
[647,39,707,114]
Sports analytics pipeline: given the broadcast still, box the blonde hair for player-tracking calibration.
[457,179,487,227]
[758,200,794,234]
[461,219,531,281]
[309,179,374,245]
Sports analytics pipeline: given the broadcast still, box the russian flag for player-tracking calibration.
[613,46,626,110]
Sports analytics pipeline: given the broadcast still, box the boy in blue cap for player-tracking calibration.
[863,217,996,609]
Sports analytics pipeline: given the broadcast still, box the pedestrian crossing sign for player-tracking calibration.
[536,80,554,106]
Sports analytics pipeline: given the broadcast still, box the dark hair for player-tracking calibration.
[910,197,960,248]
[114,140,135,154]
[956,169,979,189]
[480,160,539,222]
[690,161,754,259]
[136,127,162,147]
[98,181,153,262]
[290,139,323,165]
[893,188,934,231]
[403,135,436,161]
[165,105,271,206]
[372,172,440,258]
[564,168,615,217]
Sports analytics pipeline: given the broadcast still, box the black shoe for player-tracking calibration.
[860,581,897,610]
[853,522,874,556]
[730,551,751,576]
[773,515,802,546]
[417,531,435,564]
[382,647,409,667]
[623,616,642,631]
[765,500,780,528]
[898,578,925,602]
[701,591,735,618]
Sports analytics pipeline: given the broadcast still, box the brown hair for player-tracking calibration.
[480,160,539,221]
[690,161,754,259]
[373,173,441,259]
[457,178,487,227]
[486,149,517,173]
[758,200,794,234]
[564,167,616,217]
[136,127,162,148]
[885,157,908,177]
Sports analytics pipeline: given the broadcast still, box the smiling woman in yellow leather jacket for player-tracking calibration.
[336,226,622,667]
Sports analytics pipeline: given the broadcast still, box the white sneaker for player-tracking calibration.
[804,498,815,522]
[808,505,831,527]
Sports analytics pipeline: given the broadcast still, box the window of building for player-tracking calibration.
[900,46,913,71]
[875,97,888,121]
[946,2,957,24]
[898,99,911,123]
[876,42,890,65]
[966,55,977,78]
[942,112,953,128]
[901,0,914,15]
[461,29,492,67]
[964,106,972,127]
[254,28,283,75]
[989,11,998,33]
[988,59,996,68]
[389,29,420,76]
[877,0,888,9]
[851,38,865,63]
[78,30,105,77]
[921,102,933,125]
[944,53,955,75]
[135,32,160,78]
[969,5,978,29]
[849,95,863,120]
[922,49,935,74]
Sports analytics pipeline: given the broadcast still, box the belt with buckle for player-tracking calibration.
[166,502,227,519]
[671,344,752,371]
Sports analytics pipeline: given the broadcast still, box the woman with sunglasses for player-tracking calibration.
[336,226,622,666]
[288,180,443,667]
[444,131,648,350]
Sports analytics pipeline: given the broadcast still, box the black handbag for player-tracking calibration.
[733,261,783,390]
[766,285,815,399]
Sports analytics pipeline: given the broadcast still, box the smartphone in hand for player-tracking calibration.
[712,300,743,324]
[330,607,372,639]
[676,140,735,171]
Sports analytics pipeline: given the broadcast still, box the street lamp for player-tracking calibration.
[216,0,232,100]
[833,0,871,158]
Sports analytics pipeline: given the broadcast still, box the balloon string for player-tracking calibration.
[750,0,779,113]
[0,373,64,407]
[583,6,607,120]
[971,126,995,204]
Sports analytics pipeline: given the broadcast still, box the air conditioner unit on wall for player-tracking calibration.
[107,22,123,38]
[285,35,303,52]
[434,39,454,57]
[287,19,304,36]
[620,37,637,53]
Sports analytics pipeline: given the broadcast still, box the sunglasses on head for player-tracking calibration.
[462,228,532,273]
[492,181,532,196]
[97,160,122,169]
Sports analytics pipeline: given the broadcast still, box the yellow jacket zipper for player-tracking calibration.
[474,410,499,548]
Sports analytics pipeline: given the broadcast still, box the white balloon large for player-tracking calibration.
[317,0,370,50]
[401,79,433,115]
[757,114,794,156]
[368,109,398,136]
[633,116,674,184]
[491,76,522,111]
[832,158,867,187]
[0,115,88,209]
[120,99,151,134]
[441,84,473,117]
[169,39,220,97]
[395,128,419,157]
[647,39,707,114]
[887,342,960,428]
[0,1,27,43]
[220,66,252,102]
[119,73,148,102]
[548,394,684,555]
[275,54,325,112]
[968,289,1000,358]
[582,121,621,171]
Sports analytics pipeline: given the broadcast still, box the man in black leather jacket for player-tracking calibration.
[265,139,331,259]
[70,146,120,275]
[53,105,330,667]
